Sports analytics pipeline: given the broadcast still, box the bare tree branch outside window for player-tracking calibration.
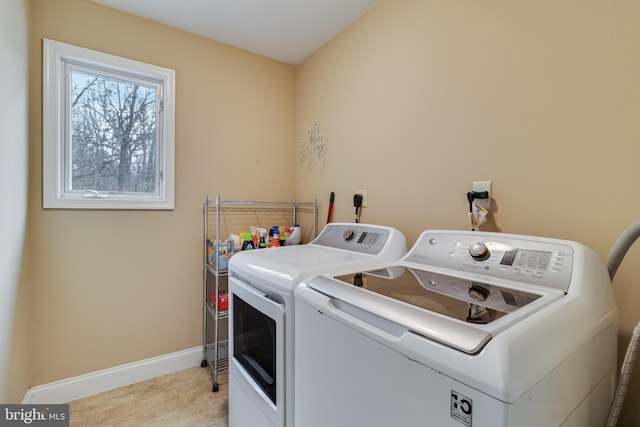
[70,69,158,194]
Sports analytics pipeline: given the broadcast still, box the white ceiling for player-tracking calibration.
[90,0,380,65]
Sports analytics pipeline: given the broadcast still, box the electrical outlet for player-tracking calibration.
[355,189,367,208]
[472,181,491,210]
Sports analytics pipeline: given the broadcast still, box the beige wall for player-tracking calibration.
[9,0,640,422]
[1,0,30,404]
[27,0,296,386]
[296,0,640,423]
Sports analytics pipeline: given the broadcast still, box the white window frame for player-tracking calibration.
[43,39,175,209]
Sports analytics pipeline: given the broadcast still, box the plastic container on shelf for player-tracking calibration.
[258,228,267,248]
[270,226,280,247]
[287,224,301,245]
[241,232,255,250]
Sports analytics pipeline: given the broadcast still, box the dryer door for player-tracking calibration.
[229,276,285,427]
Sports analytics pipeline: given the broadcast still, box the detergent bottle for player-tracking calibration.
[287,224,301,245]
[257,228,267,249]
[241,232,255,250]
[270,226,280,247]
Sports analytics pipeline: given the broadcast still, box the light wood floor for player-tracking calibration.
[68,367,228,426]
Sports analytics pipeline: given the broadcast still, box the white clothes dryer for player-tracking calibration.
[227,223,407,427]
[294,230,618,427]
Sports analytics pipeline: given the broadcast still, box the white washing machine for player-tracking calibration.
[227,223,407,427]
[294,230,618,427]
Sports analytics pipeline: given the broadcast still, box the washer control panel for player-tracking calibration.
[405,231,574,291]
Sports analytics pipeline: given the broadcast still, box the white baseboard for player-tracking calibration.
[22,346,203,404]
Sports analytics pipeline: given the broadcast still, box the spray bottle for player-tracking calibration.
[250,226,259,248]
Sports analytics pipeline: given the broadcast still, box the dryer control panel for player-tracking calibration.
[405,231,574,291]
[312,223,405,256]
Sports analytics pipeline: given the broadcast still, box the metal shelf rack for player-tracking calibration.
[201,195,317,392]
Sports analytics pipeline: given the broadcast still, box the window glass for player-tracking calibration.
[69,66,160,195]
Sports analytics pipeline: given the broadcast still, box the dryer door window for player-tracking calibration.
[233,294,277,404]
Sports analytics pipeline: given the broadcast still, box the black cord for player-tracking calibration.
[467,191,478,231]
[353,194,363,223]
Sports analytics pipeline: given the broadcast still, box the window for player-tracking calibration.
[43,39,175,209]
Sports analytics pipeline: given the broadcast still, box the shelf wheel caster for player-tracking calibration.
[201,359,208,368]
[212,382,219,392]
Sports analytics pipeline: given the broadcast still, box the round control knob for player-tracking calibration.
[469,284,490,302]
[343,229,356,241]
[469,242,490,261]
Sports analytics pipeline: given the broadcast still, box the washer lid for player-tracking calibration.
[308,266,564,354]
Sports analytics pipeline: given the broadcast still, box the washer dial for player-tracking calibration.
[469,242,490,261]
